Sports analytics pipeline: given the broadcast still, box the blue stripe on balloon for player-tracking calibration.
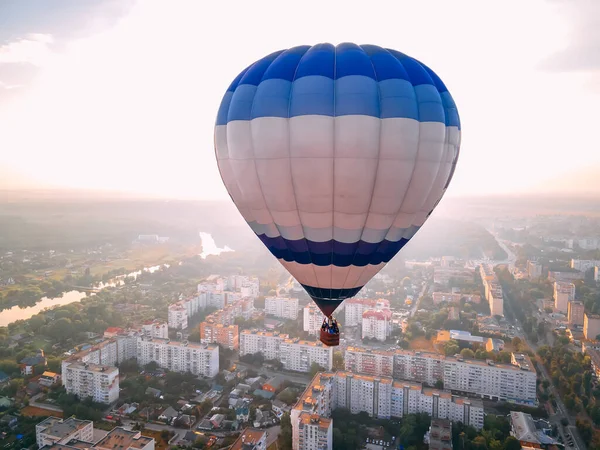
[379,79,418,120]
[294,43,335,79]
[256,234,409,267]
[217,43,461,127]
[335,43,377,80]
[335,75,379,117]
[262,46,311,82]
[301,284,363,302]
[216,91,233,126]
[289,75,334,117]
[227,84,257,123]
[252,79,291,119]
[441,92,460,128]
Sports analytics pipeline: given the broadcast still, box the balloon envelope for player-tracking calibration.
[214,43,460,316]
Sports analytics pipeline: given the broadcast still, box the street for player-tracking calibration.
[503,294,587,450]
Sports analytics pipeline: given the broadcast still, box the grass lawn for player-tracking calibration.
[409,336,436,352]
[21,406,63,418]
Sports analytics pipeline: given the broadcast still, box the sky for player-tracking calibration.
[1,0,599,200]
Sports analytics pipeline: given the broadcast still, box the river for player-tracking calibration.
[199,232,234,258]
[0,232,233,327]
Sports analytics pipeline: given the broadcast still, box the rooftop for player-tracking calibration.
[38,417,92,438]
[298,412,332,430]
[95,427,153,450]
[230,428,266,450]
[139,338,217,350]
[64,362,118,374]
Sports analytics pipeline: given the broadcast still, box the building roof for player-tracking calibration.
[39,417,92,439]
[510,412,556,445]
[298,412,332,430]
[264,376,283,389]
[95,427,153,450]
[64,363,118,375]
[230,428,266,450]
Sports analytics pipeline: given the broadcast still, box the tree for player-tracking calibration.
[278,413,292,450]
[434,380,444,389]
[512,337,522,350]
[310,362,326,378]
[444,341,460,356]
[503,436,521,450]
[144,361,159,372]
[333,352,345,371]
[460,348,475,359]
[199,399,213,416]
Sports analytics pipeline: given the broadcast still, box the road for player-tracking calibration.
[410,282,430,317]
[236,361,311,385]
[503,294,587,450]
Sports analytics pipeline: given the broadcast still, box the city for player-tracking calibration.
[2,1,600,450]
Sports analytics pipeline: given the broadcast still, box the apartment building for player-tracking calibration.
[443,353,537,405]
[344,298,390,327]
[240,330,333,372]
[200,322,239,350]
[167,303,188,330]
[479,265,504,317]
[568,301,585,327]
[141,321,169,339]
[554,281,575,313]
[136,337,219,378]
[527,261,543,279]
[279,338,334,372]
[297,413,333,450]
[345,347,536,405]
[432,292,481,305]
[303,304,326,337]
[548,270,584,282]
[584,313,600,340]
[205,297,254,326]
[95,427,155,450]
[434,267,475,287]
[570,259,600,273]
[290,372,484,450]
[62,362,119,404]
[181,295,207,318]
[265,297,299,320]
[362,309,392,341]
[36,417,94,449]
[345,347,394,378]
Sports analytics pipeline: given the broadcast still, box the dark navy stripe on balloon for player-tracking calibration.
[256,234,409,267]
[302,285,363,302]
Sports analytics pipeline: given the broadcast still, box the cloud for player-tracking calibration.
[539,0,600,72]
[0,33,54,66]
[0,79,23,90]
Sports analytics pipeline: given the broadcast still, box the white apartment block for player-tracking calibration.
[297,413,333,450]
[142,321,169,339]
[480,264,504,317]
[36,417,94,449]
[280,338,334,372]
[527,261,543,279]
[345,347,394,377]
[362,310,392,341]
[344,298,390,327]
[181,295,207,318]
[554,281,575,313]
[136,337,219,378]
[265,297,299,320]
[62,362,119,404]
[291,372,484,450]
[570,259,600,272]
[240,330,333,372]
[240,331,283,361]
[443,354,537,405]
[168,303,188,330]
[303,304,326,337]
[346,347,536,405]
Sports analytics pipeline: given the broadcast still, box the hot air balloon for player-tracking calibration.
[214,43,460,346]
